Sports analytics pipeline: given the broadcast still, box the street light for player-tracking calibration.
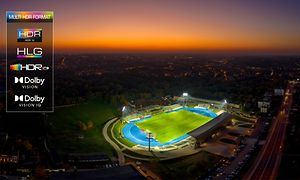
[147,132,153,152]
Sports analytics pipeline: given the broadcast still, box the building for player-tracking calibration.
[188,112,233,148]
[49,165,144,180]
[67,153,111,169]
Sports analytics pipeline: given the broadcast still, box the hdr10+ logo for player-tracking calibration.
[10,63,49,71]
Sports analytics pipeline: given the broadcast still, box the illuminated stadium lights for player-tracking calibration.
[220,99,228,110]
[121,106,127,123]
[182,93,189,107]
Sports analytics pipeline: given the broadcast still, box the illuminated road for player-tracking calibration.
[102,118,125,165]
[244,81,295,180]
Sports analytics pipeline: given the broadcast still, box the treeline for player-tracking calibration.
[53,55,300,112]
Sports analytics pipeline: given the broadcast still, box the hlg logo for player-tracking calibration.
[16,47,43,58]
[10,64,49,71]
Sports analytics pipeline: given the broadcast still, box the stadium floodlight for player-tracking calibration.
[121,106,127,123]
[183,92,188,97]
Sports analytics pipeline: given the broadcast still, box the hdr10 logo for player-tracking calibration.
[17,29,42,42]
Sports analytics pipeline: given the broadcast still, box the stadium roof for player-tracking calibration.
[188,112,232,138]
[49,165,144,180]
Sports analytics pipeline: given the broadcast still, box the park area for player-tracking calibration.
[47,99,118,156]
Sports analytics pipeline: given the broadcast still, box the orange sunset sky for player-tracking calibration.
[1,0,300,54]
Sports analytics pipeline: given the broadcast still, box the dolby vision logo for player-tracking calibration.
[14,95,24,102]
[14,77,24,83]
[14,95,45,103]
[14,77,45,85]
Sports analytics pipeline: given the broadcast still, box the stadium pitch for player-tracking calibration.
[135,109,213,143]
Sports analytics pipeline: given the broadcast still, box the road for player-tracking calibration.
[244,81,295,180]
[102,118,125,165]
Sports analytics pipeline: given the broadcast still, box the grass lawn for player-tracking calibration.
[135,110,213,143]
[47,99,118,156]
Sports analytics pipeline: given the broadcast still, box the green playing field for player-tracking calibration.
[135,110,213,143]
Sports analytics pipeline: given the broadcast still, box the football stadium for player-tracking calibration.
[123,107,217,146]
[104,95,234,160]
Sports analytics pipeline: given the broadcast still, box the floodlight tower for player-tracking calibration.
[223,99,228,110]
[146,132,153,152]
[182,92,189,107]
[121,106,126,123]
